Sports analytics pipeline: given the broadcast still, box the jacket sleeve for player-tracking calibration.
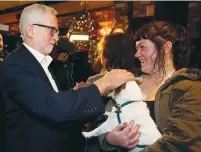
[1,63,105,122]
[141,80,201,152]
[99,133,119,151]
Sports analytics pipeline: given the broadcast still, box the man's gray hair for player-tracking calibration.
[19,3,58,39]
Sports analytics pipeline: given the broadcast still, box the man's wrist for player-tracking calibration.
[94,79,109,95]
[106,132,116,146]
[99,133,118,151]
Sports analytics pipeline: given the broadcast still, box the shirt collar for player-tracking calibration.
[23,43,53,67]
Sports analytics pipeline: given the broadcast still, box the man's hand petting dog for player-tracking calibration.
[106,120,140,149]
[94,69,135,95]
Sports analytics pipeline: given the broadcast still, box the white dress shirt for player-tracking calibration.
[23,43,59,92]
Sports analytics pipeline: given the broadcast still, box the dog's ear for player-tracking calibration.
[114,83,126,96]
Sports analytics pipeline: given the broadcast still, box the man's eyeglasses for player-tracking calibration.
[32,24,59,36]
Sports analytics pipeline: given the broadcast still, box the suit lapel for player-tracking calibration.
[48,64,60,91]
[17,44,57,91]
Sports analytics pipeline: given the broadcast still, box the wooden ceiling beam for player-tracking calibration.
[0,1,63,15]
[0,1,114,24]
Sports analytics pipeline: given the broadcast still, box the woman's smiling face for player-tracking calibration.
[135,39,158,74]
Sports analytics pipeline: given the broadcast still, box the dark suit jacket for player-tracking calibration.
[0,44,105,152]
[0,61,6,152]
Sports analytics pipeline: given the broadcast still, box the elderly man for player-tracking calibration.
[0,4,139,152]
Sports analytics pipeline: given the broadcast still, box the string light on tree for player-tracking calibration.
[68,3,100,63]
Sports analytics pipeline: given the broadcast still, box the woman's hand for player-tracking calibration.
[73,81,86,90]
[106,120,140,149]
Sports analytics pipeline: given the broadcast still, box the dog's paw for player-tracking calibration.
[82,131,89,138]
[104,111,110,116]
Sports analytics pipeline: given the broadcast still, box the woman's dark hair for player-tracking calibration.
[133,21,189,77]
[101,33,136,73]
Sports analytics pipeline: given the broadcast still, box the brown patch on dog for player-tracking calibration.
[113,78,143,97]
[114,83,126,96]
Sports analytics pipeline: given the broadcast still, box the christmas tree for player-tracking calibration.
[68,9,100,63]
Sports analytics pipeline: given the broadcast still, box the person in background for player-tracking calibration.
[92,25,126,74]
[100,21,201,152]
[0,32,9,61]
[85,33,140,152]
[49,37,77,91]
[50,37,95,91]
[92,56,102,74]
[0,4,136,152]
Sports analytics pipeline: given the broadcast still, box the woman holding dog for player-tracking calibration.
[100,21,201,152]
[84,33,141,152]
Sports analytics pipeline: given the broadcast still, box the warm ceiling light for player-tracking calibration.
[69,34,89,41]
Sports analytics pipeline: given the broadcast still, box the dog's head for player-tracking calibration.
[108,81,143,104]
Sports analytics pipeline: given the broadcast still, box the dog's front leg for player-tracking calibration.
[82,112,118,138]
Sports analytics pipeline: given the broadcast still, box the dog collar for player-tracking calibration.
[114,101,134,124]
[114,101,149,149]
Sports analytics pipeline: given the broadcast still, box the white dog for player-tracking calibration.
[82,81,161,152]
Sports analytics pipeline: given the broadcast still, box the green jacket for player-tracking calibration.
[141,68,201,152]
[100,68,201,152]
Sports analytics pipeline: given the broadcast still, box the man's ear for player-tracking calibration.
[26,25,34,38]
[164,41,172,55]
